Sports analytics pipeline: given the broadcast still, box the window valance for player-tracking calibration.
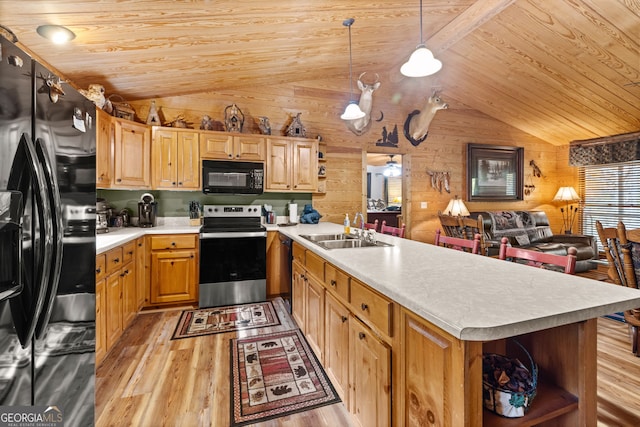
[569,131,640,166]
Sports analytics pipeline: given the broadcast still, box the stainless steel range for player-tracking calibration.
[199,204,267,308]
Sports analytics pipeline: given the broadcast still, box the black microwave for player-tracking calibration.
[202,160,264,194]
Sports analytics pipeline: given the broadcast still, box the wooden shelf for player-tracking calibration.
[483,380,578,426]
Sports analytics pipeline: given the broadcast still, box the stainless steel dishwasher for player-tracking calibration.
[279,234,293,313]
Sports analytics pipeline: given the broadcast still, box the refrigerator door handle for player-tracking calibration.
[6,133,53,347]
[34,138,63,339]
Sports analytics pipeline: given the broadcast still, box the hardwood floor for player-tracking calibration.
[96,300,640,426]
[95,299,354,427]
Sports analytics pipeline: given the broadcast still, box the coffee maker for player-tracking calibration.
[96,198,110,234]
[138,193,157,228]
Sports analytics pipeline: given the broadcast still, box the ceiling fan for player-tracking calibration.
[383,155,402,177]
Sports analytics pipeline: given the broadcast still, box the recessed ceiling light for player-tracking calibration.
[36,25,75,44]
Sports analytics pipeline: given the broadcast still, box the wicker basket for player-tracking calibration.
[482,340,538,418]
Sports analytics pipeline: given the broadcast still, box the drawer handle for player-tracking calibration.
[96,267,101,274]
[120,270,129,277]
[138,243,142,247]
[171,242,176,246]
[330,280,337,287]
[341,316,348,323]
[128,250,134,255]
[113,257,120,263]
[361,303,368,311]
[358,332,366,340]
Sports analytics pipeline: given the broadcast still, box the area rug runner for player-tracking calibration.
[171,300,280,340]
[230,328,340,426]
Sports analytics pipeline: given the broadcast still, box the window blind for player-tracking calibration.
[580,160,640,249]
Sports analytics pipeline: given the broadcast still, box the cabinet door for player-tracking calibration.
[105,271,123,349]
[176,131,200,189]
[349,317,391,427]
[96,109,113,188]
[114,119,151,188]
[150,250,197,304]
[95,278,106,365]
[266,138,291,191]
[324,292,350,402]
[291,139,318,191]
[152,128,177,189]
[200,132,233,159]
[235,135,265,161]
[305,274,325,361]
[135,238,146,309]
[291,261,306,331]
[121,262,137,328]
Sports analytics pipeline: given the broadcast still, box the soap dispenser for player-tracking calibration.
[344,214,351,234]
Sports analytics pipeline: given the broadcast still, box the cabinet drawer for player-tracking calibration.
[122,240,136,264]
[150,234,197,250]
[305,251,324,282]
[325,263,350,301]
[96,254,106,281]
[351,278,393,337]
[105,247,123,275]
[292,242,305,264]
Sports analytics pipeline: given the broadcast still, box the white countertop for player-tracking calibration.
[96,217,200,254]
[275,222,640,341]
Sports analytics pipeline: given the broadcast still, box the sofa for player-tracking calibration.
[469,210,597,272]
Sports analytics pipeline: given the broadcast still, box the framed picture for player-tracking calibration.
[467,144,524,201]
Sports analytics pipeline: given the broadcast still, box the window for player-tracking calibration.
[580,160,640,248]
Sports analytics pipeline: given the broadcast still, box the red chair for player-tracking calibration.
[380,221,406,238]
[498,237,577,274]
[434,229,481,254]
[364,219,379,232]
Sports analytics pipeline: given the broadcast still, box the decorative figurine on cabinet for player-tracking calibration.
[200,115,215,131]
[257,116,271,135]
[286,112,306,137]
[224,103,244,132]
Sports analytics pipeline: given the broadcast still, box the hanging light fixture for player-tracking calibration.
[383,155,402,177]
[340,18,366,120]
[401,0,442,77]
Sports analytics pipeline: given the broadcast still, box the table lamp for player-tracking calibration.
[443,195,470,217]
[553,186,580,234]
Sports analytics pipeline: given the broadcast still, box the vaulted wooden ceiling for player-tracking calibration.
[1,0,638,146]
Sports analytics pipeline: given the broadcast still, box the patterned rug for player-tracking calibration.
[230,329,340,426]
[171,300,280,340]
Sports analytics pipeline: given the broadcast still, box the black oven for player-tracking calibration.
[202,160,264,194]
[199,205,266,308]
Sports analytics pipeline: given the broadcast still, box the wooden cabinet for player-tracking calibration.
[96,109,114,188]
[149,234,198,305]
[349,316,391,427]
[265,137,318,192]
[113,119,151,188]
[121,240,137,328]
[305,273,325,360]
[266,232,289,298]
[324,292,350,402]
[317,141,326,193]
[291,260,306,332]
[95,253,107,365]
[135,237,146,309]
[200,131,265,161]
[152,127,200,190]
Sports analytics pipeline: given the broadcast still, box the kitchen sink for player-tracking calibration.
[299,233,357,242]
[299,233,392,249]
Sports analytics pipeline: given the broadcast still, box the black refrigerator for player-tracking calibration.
[0,35,96,426]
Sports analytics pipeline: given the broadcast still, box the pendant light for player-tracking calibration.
[340,18,366,120]
[401,0,442,77]
[383,155,402,177]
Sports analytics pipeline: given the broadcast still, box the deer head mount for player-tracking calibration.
[403,92,448,146]
[37,73,65,103]
[345,72,382,136]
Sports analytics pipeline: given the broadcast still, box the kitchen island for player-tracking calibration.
[275,222,640,427]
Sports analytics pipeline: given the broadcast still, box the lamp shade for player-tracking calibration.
[552,186,580,202]
[443,196,470,217]
[400,45,442,77]
[340,101,366,120]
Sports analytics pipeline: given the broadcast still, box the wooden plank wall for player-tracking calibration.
[129,72,576,243]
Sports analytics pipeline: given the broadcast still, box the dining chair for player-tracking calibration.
[595,220,624,286]
[615,221,640,356]
[498,237,577,274]
[364,219,379,232]
[437,212,464,238]
[434,229,481,254]
[459,214,488,255]
[380,221,406,238]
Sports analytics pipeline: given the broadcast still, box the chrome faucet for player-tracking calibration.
[353,212,365,230]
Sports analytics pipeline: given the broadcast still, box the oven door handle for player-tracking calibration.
[200,231,267,239]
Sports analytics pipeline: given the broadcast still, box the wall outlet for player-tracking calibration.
[421,201,428,209]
